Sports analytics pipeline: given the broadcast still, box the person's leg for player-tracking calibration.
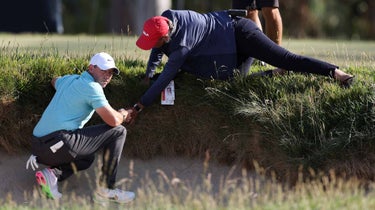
[261,7,282,45]
[238,56,255,75]
[258,0,282,45]
[234,18,352,81]
[31,132,76,199]
[247,9,262,30]
[60,124,134,203]
[232,0,260,74]
[62,124,127,188]
[52,155,95,182]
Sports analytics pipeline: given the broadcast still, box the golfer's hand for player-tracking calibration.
[26,154,39,171]
[119,108,133,124]
[124,109,134,124]
[127,103,143,125]
[127,108,139,125]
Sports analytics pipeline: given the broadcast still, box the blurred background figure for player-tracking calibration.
[110,0,171,35]
[0,0,63,34]
[0,0,374,40]
[232,0,283,72]
[232,0,283,45]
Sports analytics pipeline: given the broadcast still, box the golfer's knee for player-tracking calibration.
[114,125,127,137]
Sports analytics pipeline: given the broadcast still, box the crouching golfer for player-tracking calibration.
[130,9,354,121]
[26,52,135,204]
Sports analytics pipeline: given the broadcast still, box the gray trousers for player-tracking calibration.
[31,124,127,189]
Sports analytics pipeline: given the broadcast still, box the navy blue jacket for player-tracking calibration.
[140,9,237,106]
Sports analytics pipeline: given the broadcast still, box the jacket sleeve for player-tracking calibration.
[145,48,164,78]
[140,47,189,106]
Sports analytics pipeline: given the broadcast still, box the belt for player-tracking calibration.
[227,9,247,18]
[32,130,67,144]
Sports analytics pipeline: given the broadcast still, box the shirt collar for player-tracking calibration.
[82,71,95,82]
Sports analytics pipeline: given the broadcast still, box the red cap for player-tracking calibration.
[136,16,170,50]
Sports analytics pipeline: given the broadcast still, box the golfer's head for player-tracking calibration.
[88,52,119,87]
[136,16,170,50]
[89,52,119,75]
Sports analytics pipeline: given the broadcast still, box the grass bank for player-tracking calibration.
[0,34,374,183]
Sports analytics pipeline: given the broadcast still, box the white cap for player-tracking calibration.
[89,52,120,75]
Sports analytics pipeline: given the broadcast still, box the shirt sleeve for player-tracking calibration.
[55,75,71,90]
[88,83,109,109]
[146,48,164,78]
[140,46,190,106]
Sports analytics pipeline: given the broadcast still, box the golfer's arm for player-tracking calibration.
[146,48,163,78]
[96,105,128,127]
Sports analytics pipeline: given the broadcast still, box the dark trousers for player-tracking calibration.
[31,124,127,189]
[234,17,338,76]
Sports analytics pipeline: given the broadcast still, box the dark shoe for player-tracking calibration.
[340,76,355,88]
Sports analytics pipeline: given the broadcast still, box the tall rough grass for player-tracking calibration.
[206,70,375,179]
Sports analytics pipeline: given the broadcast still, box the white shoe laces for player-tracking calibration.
[26,154,39,171]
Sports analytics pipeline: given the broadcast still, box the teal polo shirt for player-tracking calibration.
[33,71,109,137]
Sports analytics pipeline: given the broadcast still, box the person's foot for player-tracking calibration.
[35,168,62,199]
[94,187,135,204]
[334,69,354,88]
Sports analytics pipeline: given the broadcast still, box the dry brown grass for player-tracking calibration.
[0,98,36,153]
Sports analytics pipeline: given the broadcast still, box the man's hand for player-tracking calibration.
[128,108,139,125]
[127,103,144,125]
[118,108,133,124]
[124,109,134,123]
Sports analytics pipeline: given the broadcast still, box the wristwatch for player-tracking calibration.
[133,103,143,112]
